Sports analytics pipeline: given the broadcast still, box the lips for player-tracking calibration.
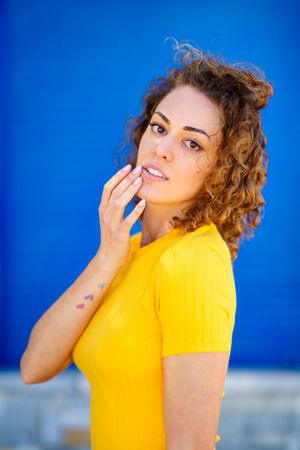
[142,164,169,180]
[142,167,168,182]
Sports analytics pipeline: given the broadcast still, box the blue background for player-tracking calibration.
[1,0,299,369]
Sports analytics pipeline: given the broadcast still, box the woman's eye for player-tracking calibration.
[149,122,203,151]
[149,122,165,134]
[186,140,203,151]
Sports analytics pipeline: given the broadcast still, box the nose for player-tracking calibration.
[153,135,174,160]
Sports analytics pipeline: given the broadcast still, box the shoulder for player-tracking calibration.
[151,224,236,304]
[157,223,230,272]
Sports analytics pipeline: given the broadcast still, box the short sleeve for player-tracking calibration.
[152,238,236,357]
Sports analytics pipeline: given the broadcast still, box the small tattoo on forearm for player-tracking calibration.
[75,281,106,309]
[76,303,85,309]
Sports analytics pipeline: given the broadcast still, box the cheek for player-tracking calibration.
[137,133,150,155]
[178,155,206,178]
[178,160,209,195]
[172,168,202,197]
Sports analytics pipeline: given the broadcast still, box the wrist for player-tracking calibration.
[93,249,119,273]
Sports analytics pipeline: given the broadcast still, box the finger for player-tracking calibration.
[100,164,131,210]
[112,177,143,223]
[110,165,142,202]
[123,199,146,229]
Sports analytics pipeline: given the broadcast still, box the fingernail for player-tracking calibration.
[133,165,142,174]
[122,164,131,172]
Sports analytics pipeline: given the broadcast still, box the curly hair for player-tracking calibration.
[113,39,274,263]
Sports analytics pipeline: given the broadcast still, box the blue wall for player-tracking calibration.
[2,0,300,369]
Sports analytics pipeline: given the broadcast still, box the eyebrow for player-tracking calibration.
[153,110,211,140]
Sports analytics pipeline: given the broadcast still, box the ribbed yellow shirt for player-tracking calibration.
[72,222,236,449]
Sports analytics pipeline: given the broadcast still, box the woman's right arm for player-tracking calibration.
[20,163,146,384]
[20,251,120,384]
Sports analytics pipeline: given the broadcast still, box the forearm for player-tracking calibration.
[20,251,120,383]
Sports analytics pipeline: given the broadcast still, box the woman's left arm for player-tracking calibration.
[152,238,236,450]
[163,351,230,450]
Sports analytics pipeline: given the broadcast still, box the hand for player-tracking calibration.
[97,164,145,269]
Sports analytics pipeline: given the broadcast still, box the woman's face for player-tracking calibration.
[136,84,223,208]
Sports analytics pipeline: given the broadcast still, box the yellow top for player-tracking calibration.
[72,222,236,450]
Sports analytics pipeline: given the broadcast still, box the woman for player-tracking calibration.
[20,41,273,450]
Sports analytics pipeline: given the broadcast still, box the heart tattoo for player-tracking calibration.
[76,303,85,309]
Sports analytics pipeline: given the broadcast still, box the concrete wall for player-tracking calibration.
[1,369,300,450]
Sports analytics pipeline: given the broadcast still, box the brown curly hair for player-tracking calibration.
[113,39,274,263]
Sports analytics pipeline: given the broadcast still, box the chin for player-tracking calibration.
[137,194,170,204]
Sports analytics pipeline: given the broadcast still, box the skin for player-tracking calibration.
[75,284,105,309]
[136,84,224,248]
